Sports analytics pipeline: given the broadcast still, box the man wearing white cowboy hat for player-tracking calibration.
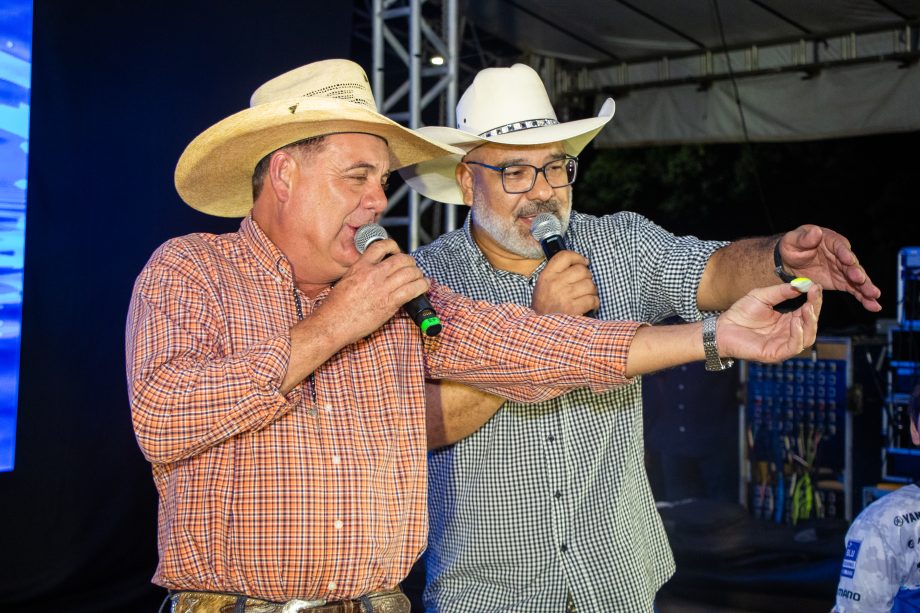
[401,63,882,612]
[126,58,824,612]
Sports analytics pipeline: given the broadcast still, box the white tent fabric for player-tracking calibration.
[597,61,920,146]
[462,0,920,145]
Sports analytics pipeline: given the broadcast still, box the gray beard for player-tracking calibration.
[471,189,572,259]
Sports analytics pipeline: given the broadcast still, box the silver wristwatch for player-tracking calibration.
[702,316,734,371]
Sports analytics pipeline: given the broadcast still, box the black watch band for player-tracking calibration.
[773,239,796,283]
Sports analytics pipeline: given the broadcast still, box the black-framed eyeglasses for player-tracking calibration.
[464,156,578,194]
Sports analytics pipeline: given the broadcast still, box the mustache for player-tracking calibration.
[515,200,560,219]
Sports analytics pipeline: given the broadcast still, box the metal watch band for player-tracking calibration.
[773,239,796,283]
[702,315,734,371]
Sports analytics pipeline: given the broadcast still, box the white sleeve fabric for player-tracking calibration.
[834,522,901,611]
[833,485,920,612]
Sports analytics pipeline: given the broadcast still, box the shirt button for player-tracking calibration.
[547,435,556,443]
[554,490,563,500]
[679,426,686,433]
[328,581,337,591]
[334,520,343,530]
[678,403,685,410]
[678,383,685,391]
[332,455,341,465]
[560,544,568,552]
[324,403,333,411]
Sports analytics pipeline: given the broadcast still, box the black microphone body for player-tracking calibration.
[402,294,440,335]
[539,234,566,260]
[354,224,442,337]
[530,213,598,319]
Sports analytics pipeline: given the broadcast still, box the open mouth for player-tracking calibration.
[516,210,555,228]
[344,224,363,250]
[346,220,381,252]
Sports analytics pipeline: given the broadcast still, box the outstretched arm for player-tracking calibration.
[426,267,820,449]
[627,282,820,375]
[698,225,880,312]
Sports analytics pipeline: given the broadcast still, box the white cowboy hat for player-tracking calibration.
[175,59,463,217]
[398,63,615,205]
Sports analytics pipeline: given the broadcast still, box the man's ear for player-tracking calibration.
[268,150,298,202]
[456,162,475,206]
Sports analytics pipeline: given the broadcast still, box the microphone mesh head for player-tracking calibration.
[530,213,563,242]
[354,223,389,254]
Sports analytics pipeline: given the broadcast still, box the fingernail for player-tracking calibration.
[790,277,813,292]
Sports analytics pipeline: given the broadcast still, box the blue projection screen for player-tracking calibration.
[0,2,31,472]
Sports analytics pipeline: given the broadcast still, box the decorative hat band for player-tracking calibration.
[475,117,560,138]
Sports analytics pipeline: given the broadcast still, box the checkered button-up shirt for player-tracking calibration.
[413,211,726,613]
[126,216,640,602]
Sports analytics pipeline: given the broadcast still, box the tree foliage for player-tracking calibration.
[576,133,920,330]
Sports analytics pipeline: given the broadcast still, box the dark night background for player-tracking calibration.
[1,1,917,611]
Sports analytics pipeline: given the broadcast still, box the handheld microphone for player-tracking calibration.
[529,213,597,318]
[354,223,442,337]
[530,213,566,259]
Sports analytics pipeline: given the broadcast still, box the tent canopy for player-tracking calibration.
[461,0,920,146]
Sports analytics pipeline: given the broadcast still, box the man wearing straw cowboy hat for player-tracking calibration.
[401,63,882,612]
[126,58,823,612]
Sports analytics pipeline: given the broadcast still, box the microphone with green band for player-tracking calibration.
[354,223,442,337]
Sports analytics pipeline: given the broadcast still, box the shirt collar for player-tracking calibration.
[240,215,294,285]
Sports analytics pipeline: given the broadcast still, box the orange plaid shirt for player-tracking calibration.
[125,216,639,602]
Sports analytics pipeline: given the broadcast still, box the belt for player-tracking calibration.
[168,589,410,613]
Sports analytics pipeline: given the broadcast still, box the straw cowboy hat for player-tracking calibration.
[399,63,615,205]
[175,59,462,217]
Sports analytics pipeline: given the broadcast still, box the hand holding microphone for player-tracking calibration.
[530,213,599,318]
[355,223,442,337]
